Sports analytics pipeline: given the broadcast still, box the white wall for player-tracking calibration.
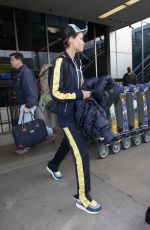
[110,27,132,79]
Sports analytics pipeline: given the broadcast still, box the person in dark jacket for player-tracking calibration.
[123,67,137,86]
[46,24,102,214]
[10,52,38,154]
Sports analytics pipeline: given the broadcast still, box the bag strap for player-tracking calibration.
[21,111,35,125]
[39,65,52,79]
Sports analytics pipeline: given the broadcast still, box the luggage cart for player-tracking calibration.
[115,85,131,150]
[126,84,142,146]
[137,84,150,143]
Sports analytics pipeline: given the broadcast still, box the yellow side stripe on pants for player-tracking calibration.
[63,127,90,208]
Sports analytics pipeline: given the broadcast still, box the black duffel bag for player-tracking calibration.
[12,112,48,149]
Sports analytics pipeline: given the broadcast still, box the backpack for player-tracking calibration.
[38,63,52,105]
[38,55,69,113]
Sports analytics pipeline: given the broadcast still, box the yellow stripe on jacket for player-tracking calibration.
[63,127,90,208]
[52,57,76,100]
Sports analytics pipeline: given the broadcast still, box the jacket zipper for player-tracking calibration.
[73,60,80,89]
[79,60,84,85]
[64,103,68,112]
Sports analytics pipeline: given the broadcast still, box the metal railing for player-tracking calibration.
[114,78,123,85]
[135,60,150,83]
[0,80,17,133]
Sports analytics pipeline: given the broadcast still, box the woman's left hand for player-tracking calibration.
[24,107,30,113]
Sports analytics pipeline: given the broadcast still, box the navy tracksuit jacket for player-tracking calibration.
[49,52,92,207]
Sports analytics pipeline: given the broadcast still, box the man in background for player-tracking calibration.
[123,66,137,86]
[10,52,38,154]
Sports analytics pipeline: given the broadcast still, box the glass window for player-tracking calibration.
[15,9,48,74]
[143,23,150,60]
[81,37,95,78]
[132,18,150,82]
[132,22,142,69]
[0,6,16,50]
[81,22,107,78]
[46,15,69,63]
[95,24,107,76]
[16,9,46,52]
[143,20,150,82]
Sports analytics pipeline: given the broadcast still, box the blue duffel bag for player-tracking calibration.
[12,112,48,149]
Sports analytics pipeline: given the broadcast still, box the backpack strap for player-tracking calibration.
[39,65,52,79]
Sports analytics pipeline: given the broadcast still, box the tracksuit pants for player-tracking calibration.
[48,115,91,207]
[48,136,69,171]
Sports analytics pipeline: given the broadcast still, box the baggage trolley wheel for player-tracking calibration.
[142,131,150,143]
[111,141,121,154]
[98,143,109,159]
[121,137,131,150]
[132,135,142,146]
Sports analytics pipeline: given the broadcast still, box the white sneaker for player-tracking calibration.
[15,147,31,155]
[76,199,102,215]
[46,166,63,180]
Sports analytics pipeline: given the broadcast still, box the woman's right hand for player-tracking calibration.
[82,90,92,99]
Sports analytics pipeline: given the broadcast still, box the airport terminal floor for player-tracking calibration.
[0,131,150,229]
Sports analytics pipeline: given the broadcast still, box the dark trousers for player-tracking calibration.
[48,136,69,171]
[48,115,91,207]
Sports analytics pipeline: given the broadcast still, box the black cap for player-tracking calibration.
[62,24,88,42]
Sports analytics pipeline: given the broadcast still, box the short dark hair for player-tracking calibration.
[9,52,24,62]
[127,66,131,71]
[63,33,78,49]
